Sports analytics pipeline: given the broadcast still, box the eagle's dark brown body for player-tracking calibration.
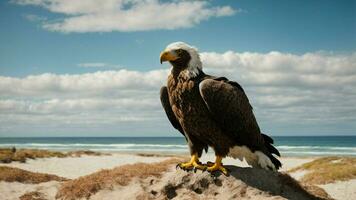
[166,72,235,157]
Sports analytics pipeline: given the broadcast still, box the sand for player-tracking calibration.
[319,179,356,200]
[90,166,316,200]
[0,181,60,200]
[0,153,313,179]
[0,153,169,179]
[0,153,354,200]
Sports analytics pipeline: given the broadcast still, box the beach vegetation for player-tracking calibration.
[20,191,47,200]
[56,158,184,200]
[0,166,67,183]
[288,156,356,184]
[0,148,105,163]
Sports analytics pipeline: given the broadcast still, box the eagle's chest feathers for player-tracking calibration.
[167,74,203,121]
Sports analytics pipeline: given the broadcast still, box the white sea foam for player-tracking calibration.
[279,151,356,155]
[277,146,356,150]
[1,143,356,156]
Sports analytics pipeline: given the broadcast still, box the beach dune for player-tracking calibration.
[0,149,355,200]
[64,162,327,200]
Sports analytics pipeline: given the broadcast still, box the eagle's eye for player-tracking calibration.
[175,49,183,55]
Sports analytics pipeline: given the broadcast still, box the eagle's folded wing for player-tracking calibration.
[160,86,186,139]
[199,78,282,169]
[198,78,265,149]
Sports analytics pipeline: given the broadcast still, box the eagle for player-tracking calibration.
[160,42,281,175]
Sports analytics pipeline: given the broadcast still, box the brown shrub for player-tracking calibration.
[0,166,68,184]
[0,148,106,164]
[19,191,46,200]
[56,158,185,200]
[288,156,356,184]
[66,150,105,157]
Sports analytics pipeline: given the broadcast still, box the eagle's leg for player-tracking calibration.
[177,153,206,171]
[206,156,228,175]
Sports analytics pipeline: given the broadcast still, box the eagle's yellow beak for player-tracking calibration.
[160,51,178,64]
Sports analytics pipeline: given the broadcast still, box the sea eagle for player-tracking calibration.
[160,42,281,175]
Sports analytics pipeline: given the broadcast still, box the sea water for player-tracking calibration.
[0,136,355,157]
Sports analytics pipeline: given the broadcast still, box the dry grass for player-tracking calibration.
[56,157,184,200]
[0,166,68,184]
[0,148,106,163]
[66,150,104,157]
[288,156,356,185]
[19,191,47,200]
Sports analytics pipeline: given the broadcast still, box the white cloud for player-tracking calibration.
[0,68,170,135]
[1,51,355,136]
[14,0,237,33]
[201,51,356,127]
[201,51,356,87]
[0,69,169,98]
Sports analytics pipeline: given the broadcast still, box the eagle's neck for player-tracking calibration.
[171,67,203,81]
[170,54,202,80]
[171,67,182,79]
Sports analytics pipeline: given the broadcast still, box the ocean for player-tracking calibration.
[0,136,355,157]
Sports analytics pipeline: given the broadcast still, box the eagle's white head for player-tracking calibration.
[160,42,202,78]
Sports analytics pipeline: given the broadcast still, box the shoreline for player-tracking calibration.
[4,146,355,158]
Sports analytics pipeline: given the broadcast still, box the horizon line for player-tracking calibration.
[0,135,355,138]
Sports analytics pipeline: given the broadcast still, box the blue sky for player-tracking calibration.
[0,0,355,137]
[1,0,355,76]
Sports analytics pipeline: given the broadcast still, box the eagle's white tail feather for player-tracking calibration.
[255,151,276,171]
[228,145,276,171]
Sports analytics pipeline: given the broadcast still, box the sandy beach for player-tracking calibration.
[1,153,314,179]
[0,150,355,200]
[0,153,170,179]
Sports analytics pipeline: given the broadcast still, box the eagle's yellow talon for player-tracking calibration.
[178,162,191,169]
[206,163,228,175]
[177,153,206,171]
[206,156,229,176]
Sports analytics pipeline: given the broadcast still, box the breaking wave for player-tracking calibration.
[1,143,356,156]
